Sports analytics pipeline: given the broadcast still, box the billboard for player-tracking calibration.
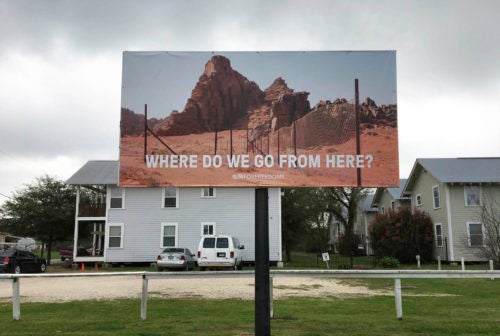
[119,51,398,187]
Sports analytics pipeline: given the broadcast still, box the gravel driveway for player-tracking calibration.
[0,274,377,303]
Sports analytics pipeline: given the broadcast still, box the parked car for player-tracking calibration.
[0,249,47,273]
[197,235,244,271]
[156,247,196,271]
[59,247,91,261]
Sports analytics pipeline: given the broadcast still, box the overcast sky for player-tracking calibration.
[121,51,397,116]
[0,0,499,205]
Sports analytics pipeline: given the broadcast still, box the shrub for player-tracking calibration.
[369,207,434,263]
[381,256,400,268]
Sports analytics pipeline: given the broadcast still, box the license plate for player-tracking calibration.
[217,252,226,258]
[168,255,174,260]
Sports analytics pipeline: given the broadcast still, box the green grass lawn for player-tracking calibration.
[0,278,498,335]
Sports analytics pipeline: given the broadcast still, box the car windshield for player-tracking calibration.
[162,248,184,253]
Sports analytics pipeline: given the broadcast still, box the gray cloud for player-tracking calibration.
[0,0,499,203]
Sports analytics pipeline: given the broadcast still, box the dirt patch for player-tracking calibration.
[0,276,377,303]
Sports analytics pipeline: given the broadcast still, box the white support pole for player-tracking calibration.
[416,255,420,268]
[490,260,494,280]
[437,256,441,271]
[461,257,465,271]
[13,278,20,321]
[141,275,148,321]
[394,278,403,320]
[270,276,274,319]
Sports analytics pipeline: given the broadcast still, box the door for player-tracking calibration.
[201,237,217,260]
[16,251,35,272]
[215,237,230,261]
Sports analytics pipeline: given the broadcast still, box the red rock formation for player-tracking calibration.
[154,55,265,136]
[264,77,293,102]
[270,91,310,131]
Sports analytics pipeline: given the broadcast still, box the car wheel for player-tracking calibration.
[14,265,21,274]
[40,263,47,273]
[200,267,205,271]
[158,267,163,272]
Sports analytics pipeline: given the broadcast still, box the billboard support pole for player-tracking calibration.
[144,104,148,162]
[277,129,280,158]
[230,127,233,157]
[255,188,270,336]
[214,107,218,155]
[355,79,361,186]
[267,125,271,155]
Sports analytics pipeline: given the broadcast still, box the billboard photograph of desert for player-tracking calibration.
[119,51,398,187]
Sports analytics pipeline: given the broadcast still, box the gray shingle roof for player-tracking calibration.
[387,178,408,199]
[371,178,408,207]
[416,158,500,183]
[66,160,119,185]
[403,157,500,194]
[360,194,377,212]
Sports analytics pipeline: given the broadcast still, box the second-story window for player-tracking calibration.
[432,185,440,209]
[163,188,179,208]
[201,187,216,198]
[110,187,124,209]
[416,194,422,207]
[465,185,481,206]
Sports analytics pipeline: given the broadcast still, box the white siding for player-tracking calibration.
[106,187,281,263]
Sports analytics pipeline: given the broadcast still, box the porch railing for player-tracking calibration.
[78,203,106,217]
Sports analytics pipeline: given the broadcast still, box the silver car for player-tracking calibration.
[156,248,196,271]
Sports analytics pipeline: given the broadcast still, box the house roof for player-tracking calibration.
[360,194,378,212]
[66,160,119,185]
[403,157,500,194]
[371,179,408,207]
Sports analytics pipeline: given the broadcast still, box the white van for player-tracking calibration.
[197,235,244,270]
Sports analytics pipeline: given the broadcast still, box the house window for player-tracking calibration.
[201,187,216,198]
[416,194,422,207]
[110,187,124,209]
[432,185,440,209]
[161,223,178,247]
[465,185,481,206]
[381,206,385,214]
[391,201,395,210]
[434,223,443,247]
[108,224,123,248]
[163,188,179,208]
[467,222,484,247]
[201,222,216,236]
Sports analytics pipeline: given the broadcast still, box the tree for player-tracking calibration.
[478,192,500,269]
[0,175,76,265]
[369,207,434,263]
[324,187,368,267]
[281,188,318,262]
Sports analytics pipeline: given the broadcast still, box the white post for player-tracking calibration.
[416,255,420,268]
[13,278,20,321]
[394,278,403,320]
[141,275,148,321]
[270,276,274,319]
[461,257,465,271]
[490,260,494,280]
[437,256,441,270]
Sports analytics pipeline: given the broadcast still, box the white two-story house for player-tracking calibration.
[66,160,282,264]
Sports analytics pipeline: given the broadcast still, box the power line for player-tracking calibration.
[0,192,12,200]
